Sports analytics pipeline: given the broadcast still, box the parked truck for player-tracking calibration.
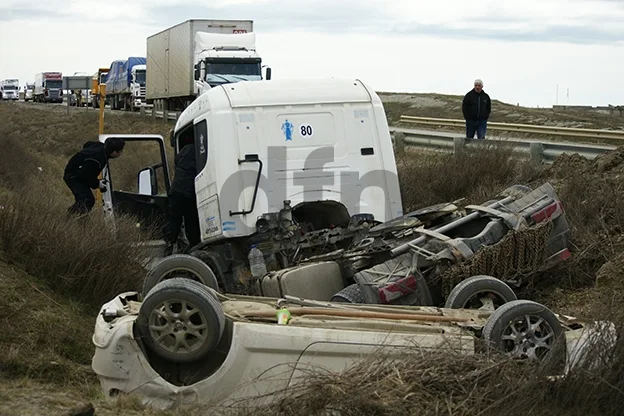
[24,83,35,101]
[34,72,63,103]
[105,57,146,111]
[0,79,20,100]
[146,19,270,112]
[91,68,109,109]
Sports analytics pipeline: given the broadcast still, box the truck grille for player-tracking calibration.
[49,90,60,99]
[140,87,146,97]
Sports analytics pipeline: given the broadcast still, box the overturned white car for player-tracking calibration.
[92,278,608,411]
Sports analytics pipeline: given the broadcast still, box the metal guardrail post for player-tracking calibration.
[151,106,156,120]
[394,131,405,156]
[529,142,544,165]
[453,137,465,154]
[163,109,168,123]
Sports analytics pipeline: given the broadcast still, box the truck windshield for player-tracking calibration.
[135,71,146,86]
[46,80,62,89]
[206,62,261,77]
[3,86,17,90]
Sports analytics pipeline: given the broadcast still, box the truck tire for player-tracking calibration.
[331,284,365,303]
[137,278,225,364]
[482,299,566,368]
[142,254,219,297]
[444,275,516,310]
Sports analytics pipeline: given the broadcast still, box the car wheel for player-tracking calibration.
[143,254,219,297]
[444,275,517,310]
[137,278,225,364]
[331,284,365,303]
[482,299,566,367]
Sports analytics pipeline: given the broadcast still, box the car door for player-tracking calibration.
[101,134,171,232]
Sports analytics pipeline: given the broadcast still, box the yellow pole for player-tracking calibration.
[96,84,106,206]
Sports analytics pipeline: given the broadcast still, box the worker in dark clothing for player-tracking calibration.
[163,141,201,254]
[63,138,125,215]
[462,79,492,140]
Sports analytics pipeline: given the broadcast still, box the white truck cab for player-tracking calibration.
[101,78,402,288]
[193,32,267,96]
[131,64,146,107]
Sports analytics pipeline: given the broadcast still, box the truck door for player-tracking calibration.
[101,134,171,232]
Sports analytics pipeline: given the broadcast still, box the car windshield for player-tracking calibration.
[46,80,62,89]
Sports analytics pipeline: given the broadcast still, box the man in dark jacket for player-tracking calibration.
[163,140,201,252]
[462,79,491,139]
[63,138,125,215]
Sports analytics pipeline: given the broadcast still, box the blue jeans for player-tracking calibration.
[466,119,487,139]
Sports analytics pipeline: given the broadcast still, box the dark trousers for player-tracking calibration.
[65,178,95,215]
[163,192,201,248]
[466,119,488,139]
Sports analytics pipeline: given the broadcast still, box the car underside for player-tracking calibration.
[142,182,571,311]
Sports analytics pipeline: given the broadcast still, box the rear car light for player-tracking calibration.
[531,201,563,223]
[377,274,418,304]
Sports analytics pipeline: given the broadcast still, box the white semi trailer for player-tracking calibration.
[146,19,270,112]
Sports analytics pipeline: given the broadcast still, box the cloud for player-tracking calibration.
[2,0,623,43]
[138,0,624,44]
[1,0,623,107]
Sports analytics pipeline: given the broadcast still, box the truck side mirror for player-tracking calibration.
[138,167,157,195]
[265,67,272,80]
[169,129,175,148]
[194,63,200,81]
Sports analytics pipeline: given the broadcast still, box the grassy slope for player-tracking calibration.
[1,100,623,414]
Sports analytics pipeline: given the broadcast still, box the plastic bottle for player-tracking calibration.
[248,245,267,277]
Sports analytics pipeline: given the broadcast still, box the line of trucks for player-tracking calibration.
[3,19,271,112]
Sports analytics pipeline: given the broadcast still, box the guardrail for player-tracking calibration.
[400,115,624,142]
[139,104,179,121]
[390,128,617,164]
[134,106,616,164]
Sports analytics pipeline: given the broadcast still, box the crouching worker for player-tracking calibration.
[63,138,125,216]
[163,139,201,255]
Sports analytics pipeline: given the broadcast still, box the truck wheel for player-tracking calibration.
[137,278,225,364]
[143,254,219,297]
[444,275,517,310]
[331,284,365,303]
[482,300,566,368]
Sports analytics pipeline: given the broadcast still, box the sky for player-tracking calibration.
[1,0,623,108]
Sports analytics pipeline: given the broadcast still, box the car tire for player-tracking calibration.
[137,278,225,364]
[444,275,517,310]
[142,254,219,297]
[482,299,566,368]
[331,284,365,303]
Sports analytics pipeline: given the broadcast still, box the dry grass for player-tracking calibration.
[1,101,624,415]
[396,141,542,212]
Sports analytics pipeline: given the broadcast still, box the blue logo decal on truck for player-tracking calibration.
[281,120,294,141]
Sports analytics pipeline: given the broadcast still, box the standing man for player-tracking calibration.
[462,79,491,140]
[163,138,201,254]
[63,138,125,215]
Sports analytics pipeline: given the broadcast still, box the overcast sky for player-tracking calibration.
[1,0,623,107]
